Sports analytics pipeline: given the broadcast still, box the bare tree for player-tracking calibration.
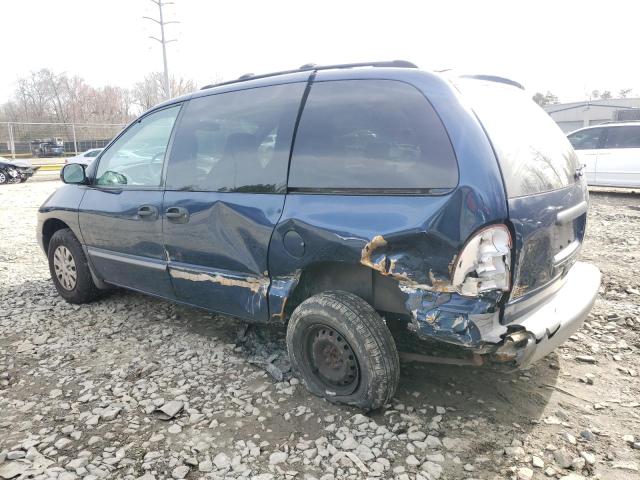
[619,88,633,98]
[0,69,196,123]
[131,72,196,112]
[532,91,559,106]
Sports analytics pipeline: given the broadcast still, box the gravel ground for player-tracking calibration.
[1,180,639,480]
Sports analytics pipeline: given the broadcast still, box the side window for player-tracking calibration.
[95,106,180,187]
[568,128,603,150]
[603,126,640,149]
[288,80,458,190]
[166,83,306,193]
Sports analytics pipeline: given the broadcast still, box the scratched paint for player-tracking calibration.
[170,268,268,293]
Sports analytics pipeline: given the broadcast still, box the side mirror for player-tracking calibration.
[60,163,87,184]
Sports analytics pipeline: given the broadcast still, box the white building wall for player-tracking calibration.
[544,98,640,132]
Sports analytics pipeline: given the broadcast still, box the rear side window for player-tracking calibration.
[568,128,603,150]
[459,80,579,198]
[288,80,458,190]
[604,126,640,149]
[166,83,305,193]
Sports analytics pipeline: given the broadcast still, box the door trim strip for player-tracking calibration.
[87,247,167,271]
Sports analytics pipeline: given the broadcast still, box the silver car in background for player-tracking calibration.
[65,148,103,166]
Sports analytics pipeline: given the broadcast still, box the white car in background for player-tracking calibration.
[568,122,640,188]
[65,148,103,166]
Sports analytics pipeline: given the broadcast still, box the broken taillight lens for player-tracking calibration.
[451,224,512,296]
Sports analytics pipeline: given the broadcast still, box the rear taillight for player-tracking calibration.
[452,224,512,296]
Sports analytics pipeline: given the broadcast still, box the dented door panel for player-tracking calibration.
[163,192,284,321]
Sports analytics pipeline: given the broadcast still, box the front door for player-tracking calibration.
[161,81,307,320]
[597,125,640,187]
[79,105,182,298]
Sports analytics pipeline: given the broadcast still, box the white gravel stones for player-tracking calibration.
[517,467,534,480]
[421,461,443,479]
[553,448,573,469]
[268,451,288,465]
[171,465,189,479]
[213,452,231,469]
[405,455,420,466]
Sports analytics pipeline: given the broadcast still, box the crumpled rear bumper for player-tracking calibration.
[494,262,601,367]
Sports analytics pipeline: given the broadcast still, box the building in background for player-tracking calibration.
[544,98,640,133]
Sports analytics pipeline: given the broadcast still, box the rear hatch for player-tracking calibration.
[458,79,588,320]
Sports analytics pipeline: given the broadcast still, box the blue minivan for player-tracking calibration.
[38,61,601,409]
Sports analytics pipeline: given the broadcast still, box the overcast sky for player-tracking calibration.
[1,0,639,103]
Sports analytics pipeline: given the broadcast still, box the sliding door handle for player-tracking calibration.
[165,206,190,223]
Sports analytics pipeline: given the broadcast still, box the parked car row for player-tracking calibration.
[0,157,38,184]
[568,122,640,188]
[38,61,600,409]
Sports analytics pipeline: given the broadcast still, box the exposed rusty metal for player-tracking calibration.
[268,272,302,322]
[170,269,267,293]
[360,235,455,292]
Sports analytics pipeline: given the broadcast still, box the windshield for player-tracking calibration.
[457,79,579,198]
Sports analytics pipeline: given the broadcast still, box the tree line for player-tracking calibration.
[0,69,198,125]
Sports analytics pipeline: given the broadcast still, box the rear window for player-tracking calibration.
[288,80,458,191]
[604,125,640,149]
[459,80,579,198]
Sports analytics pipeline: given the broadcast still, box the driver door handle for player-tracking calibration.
[137,205,158,219]
[165,206,190,223]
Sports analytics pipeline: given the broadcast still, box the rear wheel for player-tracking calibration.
[286,291,400,410]
[0,172,6,184]
[48,228,100,304]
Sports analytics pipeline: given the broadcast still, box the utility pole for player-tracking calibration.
[143,0,178,100]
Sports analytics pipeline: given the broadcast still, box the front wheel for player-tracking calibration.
[0,171,7,184]
[48,228,100,304]
[286,291,400,410]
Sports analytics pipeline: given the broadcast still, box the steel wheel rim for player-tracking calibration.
[304,324,360,395]
[53,245,77,290]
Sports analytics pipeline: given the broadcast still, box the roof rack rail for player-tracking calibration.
[460,74,525,90]
[200,60,418,90]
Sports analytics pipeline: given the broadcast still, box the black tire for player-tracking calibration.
[0,171,7,184]
[286,291,400,410]
[48,228,100,304]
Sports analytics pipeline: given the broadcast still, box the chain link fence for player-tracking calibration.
[0,122,126,159]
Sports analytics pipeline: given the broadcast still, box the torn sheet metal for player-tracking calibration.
[267,272,301,322]
[360,235,456,292]
[402,286,503,347]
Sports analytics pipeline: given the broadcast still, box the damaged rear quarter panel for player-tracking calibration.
[268,70,510,350]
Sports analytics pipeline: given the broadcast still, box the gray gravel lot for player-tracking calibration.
[1,180,639,480]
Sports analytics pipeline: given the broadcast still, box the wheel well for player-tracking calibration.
[42,219,70,253]
[284,262,408,320]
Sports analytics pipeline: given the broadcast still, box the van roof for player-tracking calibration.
[151,62,524,113]
[199,60,419,90]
